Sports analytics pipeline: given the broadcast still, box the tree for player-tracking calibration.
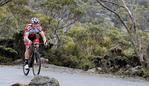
[96,0,148,67]
[0,0,12,6]
[41,0,84,44]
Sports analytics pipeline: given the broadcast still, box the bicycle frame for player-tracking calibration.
[29,43,39,53]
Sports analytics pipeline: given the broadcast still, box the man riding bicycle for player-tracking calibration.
[23,17,47,69]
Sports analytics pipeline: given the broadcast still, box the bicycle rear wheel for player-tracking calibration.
[32,52,41,75]
[23,62,30,76]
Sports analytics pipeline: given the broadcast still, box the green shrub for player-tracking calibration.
[94,45,107,56]
[0,56,12,64]
[78,55,95,70]
[100,36,112,48]
[142,69,149,78]
[0,46,18,59]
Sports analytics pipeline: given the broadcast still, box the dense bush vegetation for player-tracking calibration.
[0,0,149,79]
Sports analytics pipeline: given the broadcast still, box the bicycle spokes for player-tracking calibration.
[23,63,30,76]
[32,53,41,75]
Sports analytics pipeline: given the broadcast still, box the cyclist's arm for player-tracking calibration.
[24,32,30,42]
[39,26,47,43]
[40,31,47,43]
[23,24,31,42]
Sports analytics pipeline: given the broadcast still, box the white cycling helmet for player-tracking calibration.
[31,17,40,24]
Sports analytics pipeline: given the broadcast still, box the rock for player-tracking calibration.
[11,83,27,86]
[97,67,102,71]
[131,66,142,73]
[13,59,23,64]
[87,68,96,73]
[41,58,49,64]
[29,75,60,86]
[125,66,143,76]
[87,67,102,73]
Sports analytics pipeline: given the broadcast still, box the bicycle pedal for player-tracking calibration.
[24,65,29,69]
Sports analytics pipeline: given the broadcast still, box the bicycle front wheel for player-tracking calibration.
[32,52,41,75]
[23,62,30,76]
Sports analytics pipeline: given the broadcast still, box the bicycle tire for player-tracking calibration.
[23,62,30,76]
[32,52,41,75]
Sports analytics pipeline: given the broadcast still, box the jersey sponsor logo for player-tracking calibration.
[28,27,40,34]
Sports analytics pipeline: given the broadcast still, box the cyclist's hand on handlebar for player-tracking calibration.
[29,40,32,44]
[44,41,54,49]
[44,41,48,47]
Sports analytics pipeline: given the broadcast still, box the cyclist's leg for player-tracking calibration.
[24,41,31,69]
[24,45,30,62]
[24,36,35,61]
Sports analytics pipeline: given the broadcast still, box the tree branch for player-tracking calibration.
[0,0,12,6]
[100,0,125,8]
[121,0,136,31]
[97,0,145,64]
[96,0,129,32]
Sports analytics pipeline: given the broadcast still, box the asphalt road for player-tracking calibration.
[0,65,149,86]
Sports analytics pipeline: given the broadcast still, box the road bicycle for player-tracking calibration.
[23,43,42,76]
[23,40,53,76]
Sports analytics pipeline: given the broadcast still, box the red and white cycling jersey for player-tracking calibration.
[24,24,42,38]
[24,24,43,48]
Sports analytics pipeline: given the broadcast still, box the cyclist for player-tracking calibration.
[23,17,47,69]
